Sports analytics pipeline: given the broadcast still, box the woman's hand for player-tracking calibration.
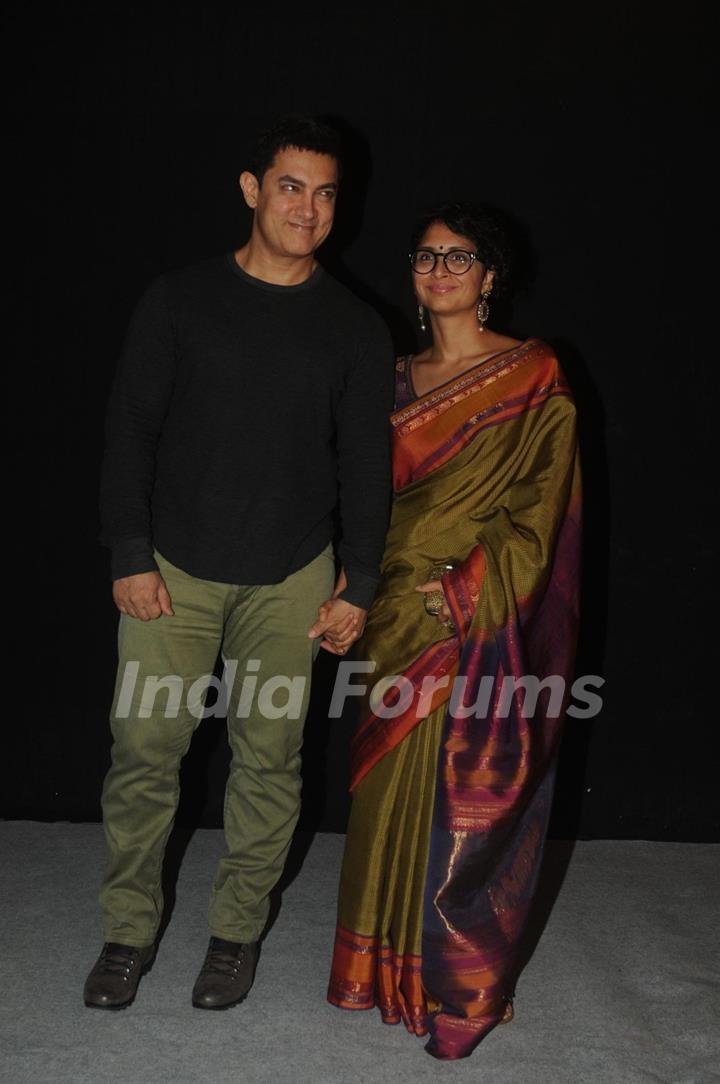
[308,599,366,654]
[415,579,453,626]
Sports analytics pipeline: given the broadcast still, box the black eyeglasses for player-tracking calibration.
[409,249,481,275]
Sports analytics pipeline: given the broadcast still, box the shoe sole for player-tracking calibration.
[83,956,155,1010]
[191,991,250,1011]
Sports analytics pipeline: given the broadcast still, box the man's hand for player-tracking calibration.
[308,597,367,654]
[307,567,364,653]
[112,571,174,621]
[308,568,367,654]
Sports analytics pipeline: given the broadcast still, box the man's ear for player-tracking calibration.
[239,171,260,209]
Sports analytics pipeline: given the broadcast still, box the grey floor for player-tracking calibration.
[0,823,718,1084]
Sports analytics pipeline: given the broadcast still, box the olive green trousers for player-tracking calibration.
[99,545,335,947]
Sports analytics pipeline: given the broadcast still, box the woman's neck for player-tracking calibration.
[426,311,502,364]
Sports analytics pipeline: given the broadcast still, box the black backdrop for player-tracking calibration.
[5,4,717,841]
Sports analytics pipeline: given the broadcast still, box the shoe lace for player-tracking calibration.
[202,944,247,977]
[99,945,140,976]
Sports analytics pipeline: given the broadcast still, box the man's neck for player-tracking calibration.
[233,240,317,286]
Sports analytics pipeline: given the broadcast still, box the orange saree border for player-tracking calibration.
[391,339,572,490]
[349,637,460,792]
[327,922,432,1036]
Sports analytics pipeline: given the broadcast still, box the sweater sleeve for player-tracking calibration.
[335,315,394,610]
[99,275,178,580]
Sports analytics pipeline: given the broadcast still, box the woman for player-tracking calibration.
[326,202,582,1061]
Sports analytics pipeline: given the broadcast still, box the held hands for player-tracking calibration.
[112,571,174,621]
[307,568,367,655]
[415,579,453,626]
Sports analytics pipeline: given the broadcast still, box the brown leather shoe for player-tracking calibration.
[83,942,156,1009]
[191,937,258,1009]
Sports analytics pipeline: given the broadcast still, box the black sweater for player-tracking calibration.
[99,253,394,610]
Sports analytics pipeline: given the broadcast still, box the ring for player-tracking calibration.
[423,589,445,617]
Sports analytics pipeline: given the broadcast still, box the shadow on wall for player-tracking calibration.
[548,338,609,841]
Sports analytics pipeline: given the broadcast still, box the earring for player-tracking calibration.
[417,303,426,332]
[476,292,490,331]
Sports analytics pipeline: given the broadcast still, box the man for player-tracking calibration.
[84,116,393,1010]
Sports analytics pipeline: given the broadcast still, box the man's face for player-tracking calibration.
[240,147,339,259]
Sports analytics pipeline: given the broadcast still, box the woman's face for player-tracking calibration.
[412,221,494,317]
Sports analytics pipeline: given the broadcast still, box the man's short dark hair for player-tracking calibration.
[250,115,343,184]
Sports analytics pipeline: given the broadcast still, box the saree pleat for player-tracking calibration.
[328,701,445,1033]
[328,340,581,1061]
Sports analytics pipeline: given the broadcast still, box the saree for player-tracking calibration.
[326,338,582,1060]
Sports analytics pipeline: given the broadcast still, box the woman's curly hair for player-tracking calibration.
[410,201,516,298]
